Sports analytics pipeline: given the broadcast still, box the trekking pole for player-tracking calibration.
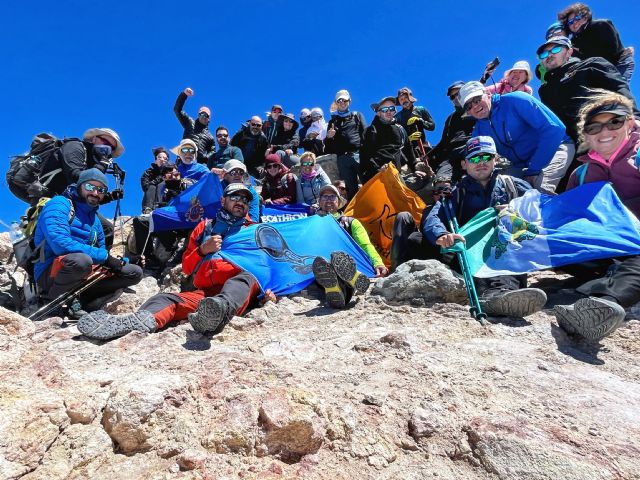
[441,198,488,325]
[29,269,110,322]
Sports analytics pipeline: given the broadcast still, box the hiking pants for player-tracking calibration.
[337,152,360,201]
[569,255,640,308]
[617,51,635,83]
[140,270,261,328]
[506,141,575,194]
[141,185,159,211]
[37,253,142,306]
[390,212,441,271]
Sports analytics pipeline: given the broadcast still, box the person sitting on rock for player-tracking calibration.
[171,139,210,186]
[77,183,275,341]
[310,184,388,307]
[295,152,331,207]
[214,159,260,223]
[34,168,143,318]
[260,154,297,205]
[173,87,215,164]
[423,136,547,318]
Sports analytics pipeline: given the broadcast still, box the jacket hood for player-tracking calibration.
[66,184,100,214]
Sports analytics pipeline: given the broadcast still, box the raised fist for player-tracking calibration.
[184,87,194,96]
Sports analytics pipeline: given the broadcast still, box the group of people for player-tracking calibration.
[15,2,639,346]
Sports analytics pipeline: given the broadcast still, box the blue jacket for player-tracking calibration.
[178,161,210,183]
[34,186,108,280]
[423,172,531,245]
[472,92,568,176]
[221,180,260,223]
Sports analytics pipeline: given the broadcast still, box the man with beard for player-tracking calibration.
[231,116,269,178]
[207,126,244,170]
[174,87,215,164]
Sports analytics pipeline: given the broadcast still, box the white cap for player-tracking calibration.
[223,159,247,173]
[458,81,486,107]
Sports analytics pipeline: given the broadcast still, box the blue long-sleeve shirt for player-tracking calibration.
[472,92,569,176]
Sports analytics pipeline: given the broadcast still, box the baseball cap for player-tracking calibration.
[465,136,497,159]
[223,182,253,200]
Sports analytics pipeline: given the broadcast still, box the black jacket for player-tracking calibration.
[270,125,300,153]
[428,107,476,179]
[325,112,366,155]
[140,163,164,192]
[539,57,639,142]
[571,19,625,66]
[40,140,105,196]
[359,116,416,184]
[230,124,269,177]
[173,92,215,164]
[395,105,436,145]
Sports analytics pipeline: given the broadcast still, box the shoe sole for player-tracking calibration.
[189,297,226,333]
[78,310,156,340]
[312,256,346,308]
[554,297,625,342]
[330,251,370,295]
[483,288,547,317]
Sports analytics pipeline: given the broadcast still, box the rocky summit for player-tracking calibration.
[1,232,640,479]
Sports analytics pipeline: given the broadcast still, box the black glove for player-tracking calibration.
[110,189,124,201]
[104,255,124,272]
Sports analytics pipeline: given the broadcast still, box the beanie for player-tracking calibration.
[77,168,108,188]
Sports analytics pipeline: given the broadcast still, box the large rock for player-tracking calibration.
[372,259,467,304]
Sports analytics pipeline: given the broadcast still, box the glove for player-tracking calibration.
[408,131,422,142]
[94,159,112,173]
[104,255,124,272]
[407,117,422,126]
[110,189,124,201]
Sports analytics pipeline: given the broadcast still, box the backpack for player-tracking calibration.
[6,134,81,204]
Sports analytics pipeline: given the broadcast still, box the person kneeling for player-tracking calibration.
[77,183,273,340]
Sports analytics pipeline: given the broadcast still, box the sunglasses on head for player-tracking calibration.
[467,154,494,164]
[227,194,250,205]
[379,106,396,113]
[584,115,627,135]
[320,194,338,201]
[227,169,245,176]
[567,13,583,26]
[84,183,108,194]
[180,147,196,154]
[301,161,315,167]
[539,45,564,59]
[464,96,482,112]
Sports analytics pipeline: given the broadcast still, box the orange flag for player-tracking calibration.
[344,164,426,266]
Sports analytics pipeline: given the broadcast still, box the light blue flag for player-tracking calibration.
[214,215,376,295]
[261,203,311,223]
[151,173,224,232]
[447,182,640,277]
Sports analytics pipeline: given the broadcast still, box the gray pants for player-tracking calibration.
[337,152,360,201]
[506,141,575,194]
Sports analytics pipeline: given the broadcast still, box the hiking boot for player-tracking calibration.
[312,256,346,308]
[554,297,626,342]
[66,298,88,320]
[480,288,547,317]
[188,296,233,334]
[330,251,370,295]
[77,309,157,340]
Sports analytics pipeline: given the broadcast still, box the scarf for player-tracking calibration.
[212,208,246,238]
[301,168,318,181]
[334,109,351,117]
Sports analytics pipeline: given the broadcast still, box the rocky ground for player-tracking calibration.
[1,231,639,480]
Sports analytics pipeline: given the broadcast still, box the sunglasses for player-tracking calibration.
[272,109,282,114]
[538,45,564,60]
[320,194,338,201]
[336,98,349,104]
[434,186,452,194]
[301,161,315,167]
[216,133,229,138]
[84,183,108,194]
[250,123,262,128]
[266,164,280,170]
[180,147,196,154]
[467,154,494,164]
[566,14,583,26]
[464,96,482,112]
[584,115,627,135]
[227,169,245,176]
[199,112,210,118]
[97,135,116,150]
[227,194,250,205]
[448,94,458,101]
[378,106,396,113]
[165,172,180,178]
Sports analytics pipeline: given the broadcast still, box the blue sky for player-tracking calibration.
[1,0,638,229]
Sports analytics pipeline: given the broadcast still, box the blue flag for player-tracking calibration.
[215,215,376,295]
[261,203,311,223]
[151,173,224,232]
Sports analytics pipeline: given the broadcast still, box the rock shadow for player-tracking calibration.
[182,329,213,351]
[551,323,606,365]
[484,315,531,327]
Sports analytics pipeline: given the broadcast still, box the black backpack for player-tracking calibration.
[6,133,80,205]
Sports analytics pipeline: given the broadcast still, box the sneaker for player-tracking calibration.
[554,297,626,342]
[312,256,346,308]
[330,251,370,295]
[77,309,156,340]
[188,296,232,334]
[480,288,547,317]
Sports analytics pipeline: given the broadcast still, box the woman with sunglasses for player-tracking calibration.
[260,154,297,205]
[557,3,634,82]
[295,152,331,207]
[567,90,640,217]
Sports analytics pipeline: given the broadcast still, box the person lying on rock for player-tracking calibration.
[77,183,275,341]
[423,136,548,318]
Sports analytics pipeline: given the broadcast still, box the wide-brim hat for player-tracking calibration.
[319,184,347,209]
[504,60,533,83]
[170,138,198,156]
[371,96,397,112]
[83,128,125,158]
[396,87,417,105]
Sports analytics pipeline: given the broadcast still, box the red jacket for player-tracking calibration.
[182,218,252,295]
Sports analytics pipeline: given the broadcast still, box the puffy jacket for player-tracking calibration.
[428,107,476,180]
[174,92,215,164]
[325,112,366,155]
[571,19,626,66]
[295,165,331,205]
[423,172,532,245]
[34,186,108,280]
[182,218,252,295]
[360,116,416,183]
[141,163,164,192]
[539,57,638,142]
[206,145,244,169]
[230,124,269,177]
[567,125,640,217]
[472,92,568,176]
[261,165,297,205]
[395,105,436,144]
[270,123,300,153]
